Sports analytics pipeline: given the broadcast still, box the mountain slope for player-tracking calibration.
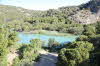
[0,5,45,23]
[0,0,100,24]
[68,0,100,24]
[80,0,100,13]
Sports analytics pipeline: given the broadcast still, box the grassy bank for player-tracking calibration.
[22,30,75,36]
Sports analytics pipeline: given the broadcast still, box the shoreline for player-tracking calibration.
[19,30,76,36]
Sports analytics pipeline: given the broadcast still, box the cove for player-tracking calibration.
[18,33,78,45]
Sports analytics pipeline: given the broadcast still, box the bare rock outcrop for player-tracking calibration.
[68,0,100,24]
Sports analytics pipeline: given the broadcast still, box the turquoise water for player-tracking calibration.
[18,33,78,45]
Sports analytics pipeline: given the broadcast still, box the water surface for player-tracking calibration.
[18,33,78,45]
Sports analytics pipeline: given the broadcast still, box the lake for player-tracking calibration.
[18,33,78,45]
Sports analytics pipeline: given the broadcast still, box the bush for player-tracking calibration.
[57,41,94,66]
[48,38,60,52]
[76,35,89,41]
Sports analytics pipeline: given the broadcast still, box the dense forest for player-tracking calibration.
[0,0,100,66]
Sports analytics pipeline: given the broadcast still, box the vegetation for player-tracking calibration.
[0,4,85,35]
[58,41,94,66]
[0,25,18,65]
[48,38,60,52]
[0,0,100,66]
[57,21,100,66]
[13,39,43,66]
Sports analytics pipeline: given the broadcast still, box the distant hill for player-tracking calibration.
[45,0,100,24]
[67,0,100,24]
[0,0,100,24]
[80,0,100,13]
[0,5,45,23]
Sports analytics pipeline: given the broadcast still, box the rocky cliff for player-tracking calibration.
[69,0,100,24]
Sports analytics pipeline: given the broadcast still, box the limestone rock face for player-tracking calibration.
[80,0,100,13]
[69,0,100,24]
[69,10,98,24]
[97,10,100,21]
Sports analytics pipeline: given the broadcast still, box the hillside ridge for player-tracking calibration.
[0,0,100,24]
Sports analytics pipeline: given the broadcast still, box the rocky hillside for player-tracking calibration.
[0,0,100,24]
[45,0,100,24]
[69,0,100,24]
[80,0,100,13]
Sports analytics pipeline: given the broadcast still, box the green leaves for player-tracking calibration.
[0,26,18,65]
[30,39,43,49]
[68,41,94,51]
[48,38,60,51]
[58,41,94,66]
[83,25,96,36]
[96,22,100,34]
[76,35,89,41]
[13,39,43,66]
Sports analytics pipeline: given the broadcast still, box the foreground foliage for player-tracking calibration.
[57,21,100,66]
[13,39,43,66]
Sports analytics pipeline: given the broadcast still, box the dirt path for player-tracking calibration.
[7,51,19,66]
[35,50,58,66]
